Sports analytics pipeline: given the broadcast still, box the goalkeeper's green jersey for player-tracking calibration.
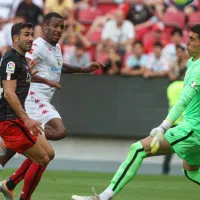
[167,57,200,132]
[184,58,200,130]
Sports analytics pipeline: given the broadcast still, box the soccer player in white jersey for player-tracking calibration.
[0,12,103,200]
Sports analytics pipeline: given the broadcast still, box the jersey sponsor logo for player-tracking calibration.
[51,66,61,72]
[191,82,197,88]
[6,61,15,74]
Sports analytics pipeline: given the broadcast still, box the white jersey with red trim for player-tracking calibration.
[26,37,63,102]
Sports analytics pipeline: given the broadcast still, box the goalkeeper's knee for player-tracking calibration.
[183,169,200,185]
[126,141,147,162]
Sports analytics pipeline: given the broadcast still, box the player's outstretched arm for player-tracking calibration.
[62,62,104,73]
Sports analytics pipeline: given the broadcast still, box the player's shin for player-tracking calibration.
[183,169,200,185]
[100,142,146,199]
[19,162,46,200]
[6,158,32,191]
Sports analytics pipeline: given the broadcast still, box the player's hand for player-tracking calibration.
[45,80,61,89]
[149,119,173,154]
[84,62,105,73]
[29,58,40,75]
[150,128,164,154]
[23,117,43,136]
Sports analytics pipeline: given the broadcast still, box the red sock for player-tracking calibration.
[20,162,46,200]
[6,159,32,190]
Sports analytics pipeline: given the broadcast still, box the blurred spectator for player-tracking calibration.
[121,41,146,76]
[34,24,42,39]
[162,27,185,66]
[144,22,168,53]
[61,32,91,64]
[145,0,166,19]
[74,0,90,10]
[101,9,135,55]
[127,0,158,39]
[45,0,74,14]
[69,42,90,67]
[168,44,188,81]
[15,0,43,26]
[85,11,114,39]
[61,32,77,64]
[0,0,19,23]
[103,47,122,75]
[143,42,169,78]
[0,13,25,55]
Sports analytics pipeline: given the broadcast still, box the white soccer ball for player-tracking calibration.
[171,0,194,6]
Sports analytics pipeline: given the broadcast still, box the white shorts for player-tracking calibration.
[25,93,61,127]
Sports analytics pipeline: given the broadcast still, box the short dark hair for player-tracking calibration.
[171,27,183,37]
[133,40,143,47]
[154,41,163,48]
[43,12,64,24]
[190,24,200,38]
[76,42,84,49]
[11,22,33,42]
[176,44,186,51]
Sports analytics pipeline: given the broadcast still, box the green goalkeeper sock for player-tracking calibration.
[183,169,200,185]
[109,141,146,196]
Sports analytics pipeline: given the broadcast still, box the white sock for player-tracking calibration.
[0,164,3,172]
[99,187,114,200]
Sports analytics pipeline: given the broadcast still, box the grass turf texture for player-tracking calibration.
[0,169,199,200]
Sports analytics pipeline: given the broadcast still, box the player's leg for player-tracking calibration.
[0,136,54,200]
[182,160,200,185]
[72,136,173,200]
[0,142,16,171]
[162,154,173,175]
[45,118,66,140]
[0,119,54,200]
[3,134,55,189]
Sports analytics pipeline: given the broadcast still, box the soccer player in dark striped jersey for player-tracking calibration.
[0,22,54,200]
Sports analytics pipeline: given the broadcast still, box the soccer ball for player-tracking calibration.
[171,0,194,6]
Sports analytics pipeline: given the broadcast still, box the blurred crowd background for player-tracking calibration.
[0,0,200,80]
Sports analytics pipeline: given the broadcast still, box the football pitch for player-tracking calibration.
[0,169,199,200]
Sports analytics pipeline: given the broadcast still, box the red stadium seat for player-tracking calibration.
[97,0,118,15]
[78,7,102,23]
[87,30,102,44]
[162,11,186,29]
[188,12,200,27]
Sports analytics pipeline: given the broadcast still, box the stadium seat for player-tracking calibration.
[162,11,186,29]
[87,30,102,44]
[97,1,118,15]
[78,7,102,23]
[188,12,200,27]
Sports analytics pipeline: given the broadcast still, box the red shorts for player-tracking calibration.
[0,119,37,154]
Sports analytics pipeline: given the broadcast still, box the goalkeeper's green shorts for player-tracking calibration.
[165,122,200,166]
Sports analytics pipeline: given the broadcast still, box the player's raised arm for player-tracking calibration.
[62,62,104,73]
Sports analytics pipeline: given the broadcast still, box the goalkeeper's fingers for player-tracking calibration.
[150,137,160,154]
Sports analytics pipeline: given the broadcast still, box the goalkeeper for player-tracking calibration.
[72,24,200,200]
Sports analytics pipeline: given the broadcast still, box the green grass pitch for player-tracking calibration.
[0,169,199,200]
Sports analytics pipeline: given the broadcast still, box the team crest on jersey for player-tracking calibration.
[6,61,15,74]
[191,82,197,88]
[57,59,62,66]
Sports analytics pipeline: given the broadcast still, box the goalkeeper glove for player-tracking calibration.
[150,119,173,154]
